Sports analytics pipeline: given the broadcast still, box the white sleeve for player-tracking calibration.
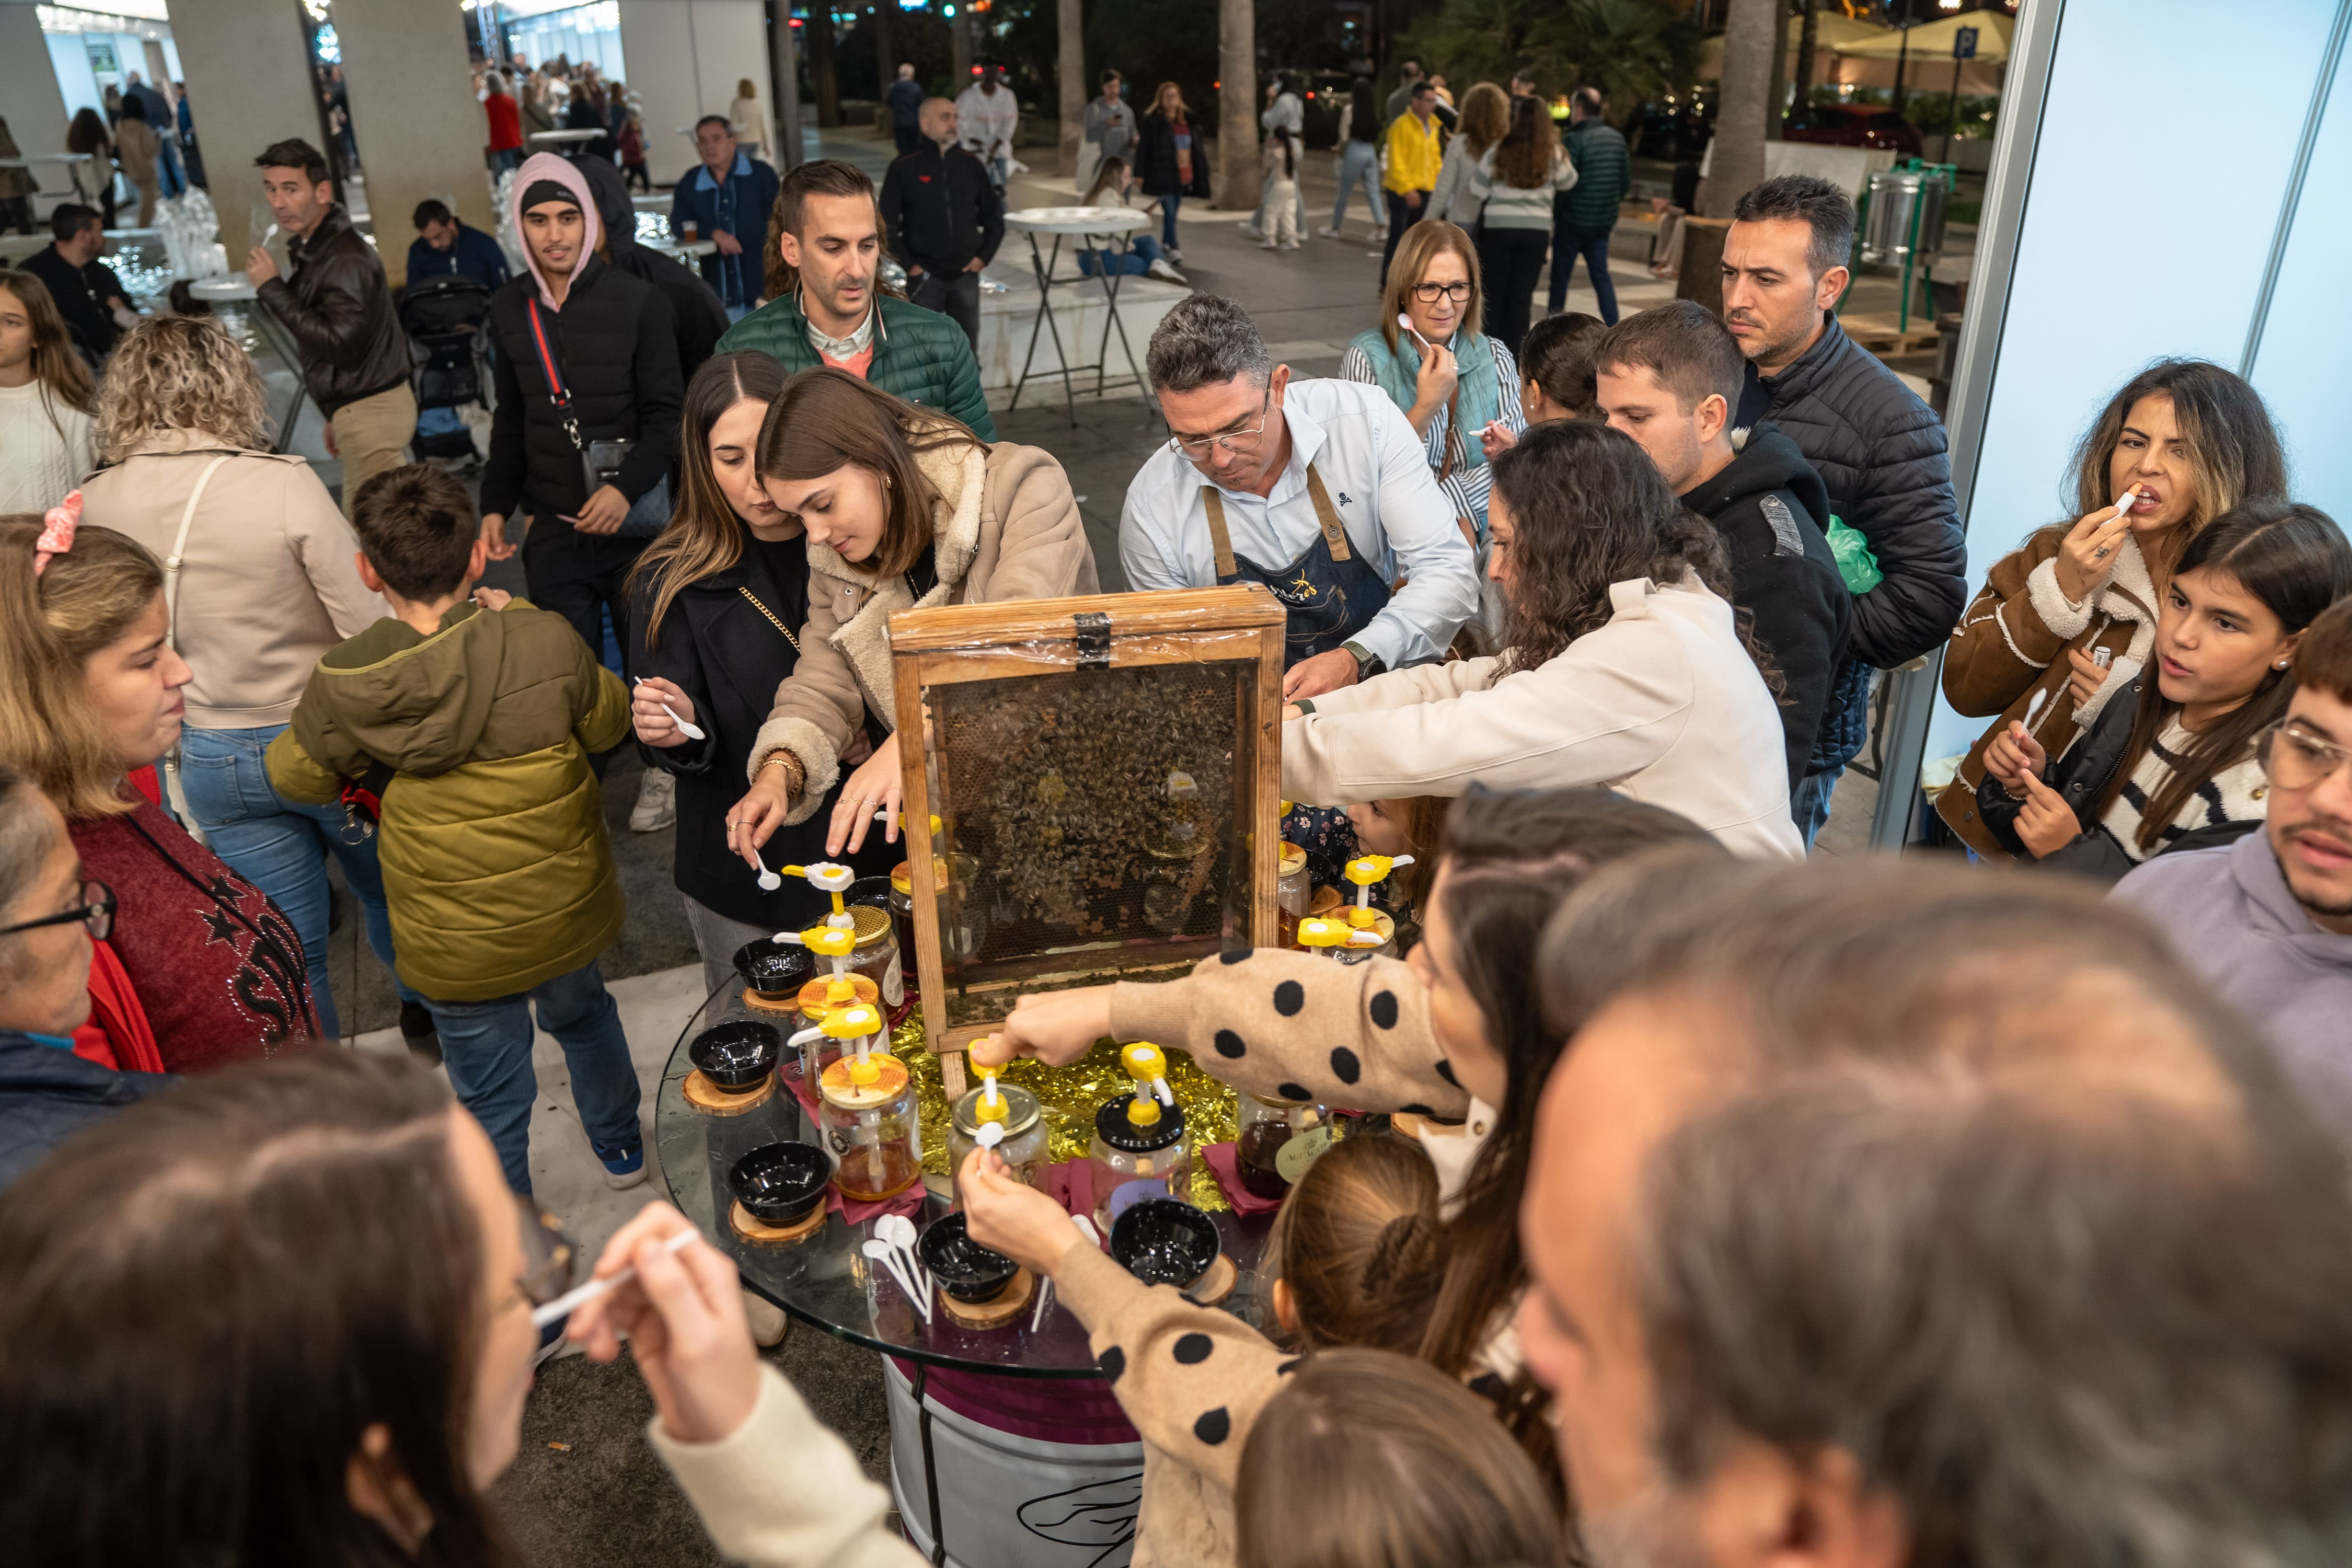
[1118,480,1201,592]
[1281,627,1691,805]
[1352,400,1481,671]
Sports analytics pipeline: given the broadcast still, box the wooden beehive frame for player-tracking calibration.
[891,585,1287,1073]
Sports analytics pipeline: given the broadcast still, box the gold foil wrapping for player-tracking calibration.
[895,1011,1234,1212]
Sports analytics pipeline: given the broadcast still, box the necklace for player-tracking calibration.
[736,585,803,652]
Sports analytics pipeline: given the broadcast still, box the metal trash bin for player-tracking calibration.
[1859,164,1953,270]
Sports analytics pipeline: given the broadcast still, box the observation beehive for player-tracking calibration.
[889,585,1286,1066]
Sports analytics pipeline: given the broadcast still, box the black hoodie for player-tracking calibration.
[1678,423,1852,788]
[571,152,731,380]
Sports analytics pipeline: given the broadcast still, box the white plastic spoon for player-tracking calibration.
[881,1213,929,1295]
[862,1238,932,1323]
[631,677,705,741]
[756,867,782,891]
[531,1227,695,1329]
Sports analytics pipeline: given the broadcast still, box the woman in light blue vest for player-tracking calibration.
[1341,221,1523,648]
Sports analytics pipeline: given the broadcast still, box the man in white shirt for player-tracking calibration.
[1121,294,1480,699]
[955,66,1019,189]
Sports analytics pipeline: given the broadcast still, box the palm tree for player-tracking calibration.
[1403,0,1701,124]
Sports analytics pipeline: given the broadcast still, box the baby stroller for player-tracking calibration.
[400,275,494,463]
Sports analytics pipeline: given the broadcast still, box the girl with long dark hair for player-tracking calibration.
[0,272,96,514]
[1283,418,1798,856]
[1323,75,1386,242]
[723,367,1096,867]
[972,786,1726,1497]
[1473,96,1576,349]
[626,352,892,993]
[1977,499,2352,880]
[1939,359,2290,854]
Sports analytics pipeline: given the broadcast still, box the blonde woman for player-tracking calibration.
[0,272,97,514]
[1426,81,1509,228]
[729,76,766,156]
[73,317,409,1047]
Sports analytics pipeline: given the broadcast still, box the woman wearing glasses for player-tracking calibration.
[725,368,1097,869]
[0,1052,928,1563]
[0,761,170,1191]
[1342,222,1524,559]
[1974,501,2352,881]
[0,513,317,1071]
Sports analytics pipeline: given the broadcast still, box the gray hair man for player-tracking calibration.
[1521,853,2352,1568]
[1119,294,1479,700]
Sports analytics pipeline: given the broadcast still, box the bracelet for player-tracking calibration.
[756,752,804,792]
[1293,699,1316,716]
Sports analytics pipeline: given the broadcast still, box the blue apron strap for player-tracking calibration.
[1304,464,1352,562]
[1199,486,1240,579]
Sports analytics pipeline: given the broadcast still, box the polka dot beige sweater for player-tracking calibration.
[1052,947,1473,1567]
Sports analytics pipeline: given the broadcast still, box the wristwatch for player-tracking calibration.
[1342,640,1385,682]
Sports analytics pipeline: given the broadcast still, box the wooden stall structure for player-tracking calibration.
[890,585,1287,1089]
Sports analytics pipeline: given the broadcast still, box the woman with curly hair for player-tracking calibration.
[75,316,405,1046]
[1281,418,1799,857]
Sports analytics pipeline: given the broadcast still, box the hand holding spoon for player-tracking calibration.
[631,677,705,741]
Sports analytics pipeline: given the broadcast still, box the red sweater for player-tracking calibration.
[69,795,318,1072]
[487,93,523,153]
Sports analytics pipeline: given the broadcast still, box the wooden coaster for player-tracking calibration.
[743,986,800,1020]
[684,1069,775,1115]
[937,1267,1035,1329]
[1181,1253,1238,1307]
[729,1198,827,1247]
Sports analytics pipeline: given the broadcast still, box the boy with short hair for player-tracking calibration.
[267,465,644,1196]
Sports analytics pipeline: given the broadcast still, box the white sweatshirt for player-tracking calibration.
[0,380,94,515]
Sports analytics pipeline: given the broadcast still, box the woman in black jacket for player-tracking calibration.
[627,353,893,996]
[1977,500,2352,883]
[1133,82,1211,263]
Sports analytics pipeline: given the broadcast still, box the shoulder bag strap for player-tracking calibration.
[157,451,236,846]
[524,297,586,453]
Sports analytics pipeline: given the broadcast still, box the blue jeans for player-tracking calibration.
[1333,142,1381,230]
[1791,763,1841,851]
[1158,189,1181,249]
[1078,235,1165,275]
[1547,218,1618,321]
[157,140,185,200]
[177,722,411,1039]
[427,960,642,1195]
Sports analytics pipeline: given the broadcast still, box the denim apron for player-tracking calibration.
[1198,463,1391,666]
[1202,463,1390,885]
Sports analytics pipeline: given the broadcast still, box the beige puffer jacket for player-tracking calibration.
[751,438,1099,824]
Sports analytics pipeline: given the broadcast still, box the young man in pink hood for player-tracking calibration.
[478,153,682,695]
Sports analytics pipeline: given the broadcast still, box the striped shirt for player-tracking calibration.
[1339,334,1524,534]
[2100,719,2268,862]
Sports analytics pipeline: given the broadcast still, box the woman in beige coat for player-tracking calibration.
[728,368,1099,867]
[75,316,399,1044]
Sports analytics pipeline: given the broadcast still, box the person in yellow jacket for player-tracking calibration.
[1380,80,1446,283]
[267,465,645,1197]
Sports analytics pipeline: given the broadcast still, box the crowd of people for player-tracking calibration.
[1,44,2350,1568]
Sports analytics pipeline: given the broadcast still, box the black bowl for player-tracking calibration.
[728,1141,831,1226]
[733,938,815,999]
[1110,1198,1220,1289]
[688,1020,781,1089]
[917,1212,1022,1304]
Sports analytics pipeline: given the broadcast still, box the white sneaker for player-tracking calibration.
[1239,222,1264,239]
[744,1289,790,1347]
[630,768,676,832]
[1259,238,1278,249]
[1146,258,1189,284]
[1370,226,1388,244]
[1281,240,1300,251]
[1316,225,1343,239]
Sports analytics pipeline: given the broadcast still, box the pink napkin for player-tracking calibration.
[1201,1142,1284,1216]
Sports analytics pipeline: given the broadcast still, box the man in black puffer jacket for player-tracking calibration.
[1723,175,1966,843]
[481,156,682,668]
[1594,302,1851,789]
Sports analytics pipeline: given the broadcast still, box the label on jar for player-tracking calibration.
[1274,1125,1332,1186]
[882,945,905,1007]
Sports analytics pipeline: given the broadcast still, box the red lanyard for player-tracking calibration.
[524,298,585,450]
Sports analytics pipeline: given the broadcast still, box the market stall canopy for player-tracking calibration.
[1699,14,1894,80]
[1835,11,2014,62]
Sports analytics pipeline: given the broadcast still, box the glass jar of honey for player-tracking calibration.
[947,1078,1048,1205]
[1276,843,1310,950]
[817,1049,923,1203]
[1235,1091,1337,1199]
[1089,1043,1193,1229]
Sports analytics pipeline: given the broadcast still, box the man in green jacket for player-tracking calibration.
[267,466,643,1198]
[716,158,998,440]
[1550,86,1633,323]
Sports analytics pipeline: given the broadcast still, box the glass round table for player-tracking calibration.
[655,1017,1275,1565]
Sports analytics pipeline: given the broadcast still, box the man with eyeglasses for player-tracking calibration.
[1120,294,1479,704]
[2115,596,2352,1147]
[0,764,168,1192]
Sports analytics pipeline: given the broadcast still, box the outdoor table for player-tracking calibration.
[1000,206,1155,426]
[651,237,718,258]
[527,128,605,146]
[655,1011,1274,1564]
